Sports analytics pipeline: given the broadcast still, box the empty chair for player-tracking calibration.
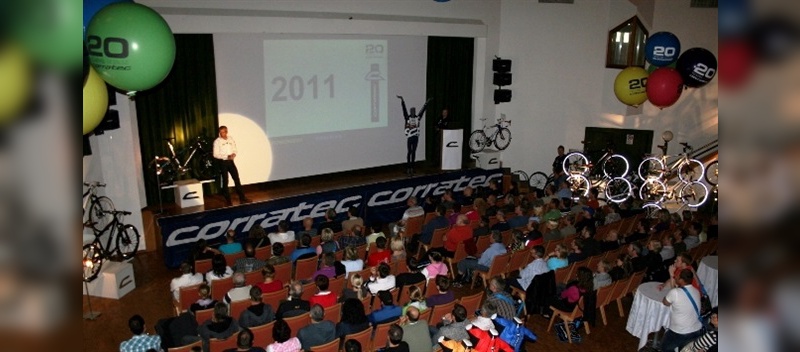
[595,282,617,326]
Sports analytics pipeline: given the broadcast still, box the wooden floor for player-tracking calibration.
[83,162,644,352]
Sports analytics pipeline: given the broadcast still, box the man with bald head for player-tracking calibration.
[400,306,432,352]
[433,214,473,258]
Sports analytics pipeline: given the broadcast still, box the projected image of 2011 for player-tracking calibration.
[264,40,388,138]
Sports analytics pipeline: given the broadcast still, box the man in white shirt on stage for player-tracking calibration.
[213,126,250,205]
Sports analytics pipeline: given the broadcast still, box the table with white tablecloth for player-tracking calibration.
[697,255,718,308]
[626,281,671,350]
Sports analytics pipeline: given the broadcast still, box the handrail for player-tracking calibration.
[690,138,718,163]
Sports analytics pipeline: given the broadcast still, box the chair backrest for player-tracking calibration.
[368,242,377,254]
[487,252,512,277]
[309,338,341,352]
[428,301,456,327]
[586,255,603,274]
[488,215,499,228]
[209,334,239,352]
[429,227,448,248]
[167,339,202,352]
[284,313,311,338]
[251,321,275,348]
[323,302,342,323]
[596,281,617,307]
[568,259,589,282]
[211,276,235,301]
[300,281,317,302]
[328,276,346,297]
[507,250,530,273]
[195,308,214,325]
[356,244,368,261]
[544,239,563,258]
[255,245,271,261]
[458,291,484,320]
[262,287,288,312]
[195,259,213,276]
[418,308,432,324]
[342,326,372,352]
[360,295,374,314]
[178,283,203,312]
[230,299,251,321]
[295,256,319,282]
[282,242,298,258]
[397,281,426,306]
[611,276,632,302]
[626,270,646,296]
[425,279,439,299]
[273,261,292,286]
[224,251,246,267]
[554,266,572,286]
[500,230,513,246]
[334,249,344,262]
[568,296,586,320]
[475,235,491,255]
[372,318,400,350]
[310,236,321,248]
[461,204,475,214]
[405,214,425,238]
[244,270,262,286]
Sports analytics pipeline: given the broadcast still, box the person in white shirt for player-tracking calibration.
[224,272,252,304]
[391,196,425,236]
[366,262,396,295]
[661,269,705,352]
[268,220,295,245]
[171,262,203,301]
[510,245,549,291]
[213,126,249,205]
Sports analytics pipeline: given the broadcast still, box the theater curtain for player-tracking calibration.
[425,37,474,166]
[135,34,219,206]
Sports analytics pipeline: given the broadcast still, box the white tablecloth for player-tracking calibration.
[626,282,671,350]
[697,255,719,307]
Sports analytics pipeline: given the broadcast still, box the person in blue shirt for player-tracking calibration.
[546,243,569,271]
[219,230,243,255]
[455,231,506,285]
[368,290,402,325]
[290,234,316,262]
[492,316,537,352]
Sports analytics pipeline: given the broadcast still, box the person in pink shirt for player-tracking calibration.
[422,251,449,281]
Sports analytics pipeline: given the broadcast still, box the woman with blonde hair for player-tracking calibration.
[316,228,339,255]
[401,284,428,315]
[340,273,368,301]
[389,236,406,262]
[340,245,364,278]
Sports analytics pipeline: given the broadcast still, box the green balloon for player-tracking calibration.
[86,3,175,93]
[11,0,83,72]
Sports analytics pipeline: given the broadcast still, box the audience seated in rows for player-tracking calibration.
[297,304,336,351]
[276,281,310,319]
[239,286,275,329]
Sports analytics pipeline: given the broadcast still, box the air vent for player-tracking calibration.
[691,0,717,8]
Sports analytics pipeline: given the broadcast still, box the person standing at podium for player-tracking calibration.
[434,108,450,168]
[398,95,432,176]
[213,126,250,205]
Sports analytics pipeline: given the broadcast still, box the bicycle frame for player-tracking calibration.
[94,212,122,255]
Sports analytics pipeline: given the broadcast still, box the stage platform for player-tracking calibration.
[152,162,504,268]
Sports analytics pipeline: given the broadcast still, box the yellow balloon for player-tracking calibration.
[0,43,33,126]
[83,66,108,135]
[614,66,649,106]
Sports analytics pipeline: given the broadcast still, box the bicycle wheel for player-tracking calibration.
[528,171,549,192]
[602,154,630,178]
[512,170,528,182]
[642,202,663,219]
[193,152,220,180]
[678,158,705,182]
[82,243,104,282]
[604,177,632,203]
[638,179,667,204]
[637,157,665,180]
[494,128,511,150]
[116,224,141,260]
[566,174,591,199]
[705,160,718,186]
[468,130,488,153]
[562,152,589,175]
[678,181,709,207]
[88,196,114,232]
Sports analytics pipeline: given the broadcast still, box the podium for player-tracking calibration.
[441,129,463,170]
[173,179,204,208]
[82,261,136,299]
[471,149,502,169]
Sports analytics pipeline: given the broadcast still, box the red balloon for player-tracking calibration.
[718,39,755,90]
[646,67,684,108]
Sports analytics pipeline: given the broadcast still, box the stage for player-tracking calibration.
[152,162,504,268]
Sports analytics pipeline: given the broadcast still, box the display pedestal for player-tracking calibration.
[441,129,463,170]
[471,149,502,169]
[82,260,136,299]
[173,179,204,208]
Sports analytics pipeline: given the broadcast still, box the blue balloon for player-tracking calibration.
[83,0,133,38]
[645,32,681,67]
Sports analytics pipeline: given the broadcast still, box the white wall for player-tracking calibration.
[495,0,718,175]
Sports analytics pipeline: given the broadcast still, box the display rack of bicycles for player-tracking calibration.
[82,182,141,283]
[513,143,718,211]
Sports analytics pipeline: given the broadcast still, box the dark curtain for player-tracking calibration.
[425,37,474,166]
[135,34,219,206]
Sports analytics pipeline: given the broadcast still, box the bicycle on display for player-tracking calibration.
[83,182,115,233]
[511,170,552,193]
[468,116,512,153]
[83,210,141,282]
[637,142,709,209]
[561,141,632,203]
[149,135,219,186]
[705,159,718,202]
